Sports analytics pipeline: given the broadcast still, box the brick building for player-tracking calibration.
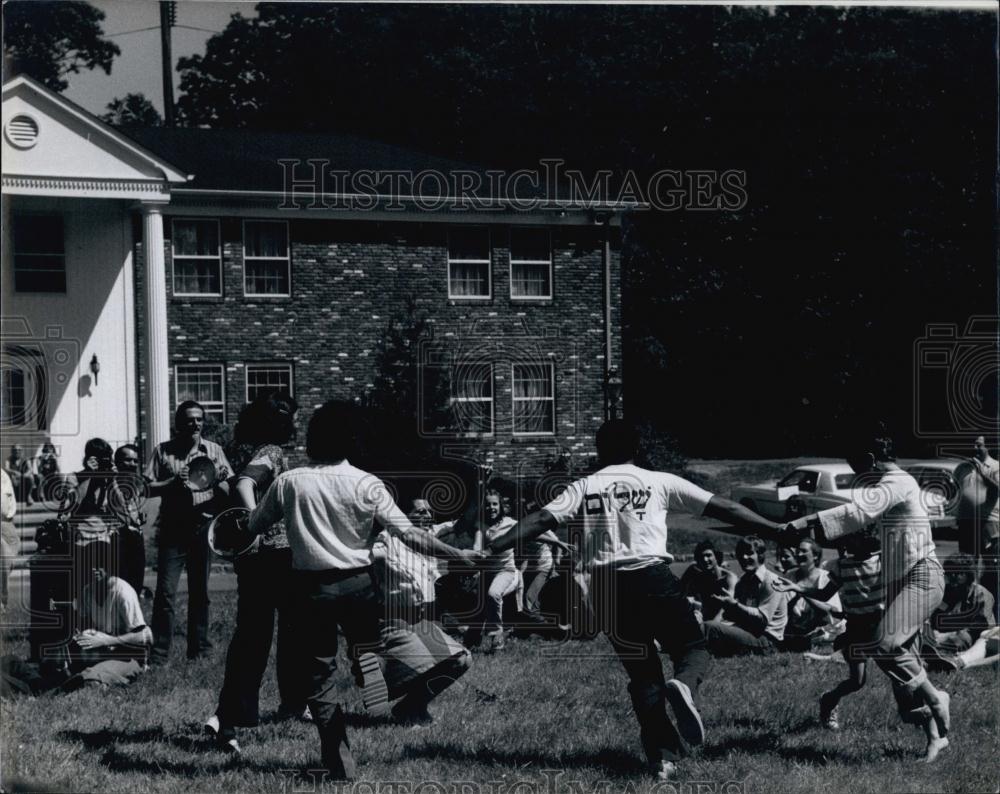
[2,76,624,481]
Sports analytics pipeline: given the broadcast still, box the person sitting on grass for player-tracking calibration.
[774,543,798,577]
[62,554,153,690]
[782,537,845,651]
[916,552,995,672]
[952,625,1000,670]
[680,540,738,622]
[704,535,789,656]
[774,529,884,736]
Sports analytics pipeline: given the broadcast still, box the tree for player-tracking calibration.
[101,93,162,127]
[3,1,120,92]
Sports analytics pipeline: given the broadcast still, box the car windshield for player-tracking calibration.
[778,469,818,493]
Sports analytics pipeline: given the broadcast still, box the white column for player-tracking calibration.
[142,204,170,450]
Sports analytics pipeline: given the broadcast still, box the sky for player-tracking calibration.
[63,0,257,118]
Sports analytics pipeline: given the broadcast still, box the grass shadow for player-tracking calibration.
[59,726,208,754]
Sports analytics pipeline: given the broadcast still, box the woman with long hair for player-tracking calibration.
[203,391,309,753]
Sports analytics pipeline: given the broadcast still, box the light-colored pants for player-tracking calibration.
[522,557,554,616]
[484,570,519,635]
[876,556,944,721]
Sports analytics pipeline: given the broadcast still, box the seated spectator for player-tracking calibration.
[680,540,738,622]
[704,535,788,656]
[783,538,844,650]
[62,555,152,689]
[918,552,996,671]
[1,469,17,612]
[35,441,61,500]
[5,445,35,506]
[953,626,1000,670]
[775,543,798,576]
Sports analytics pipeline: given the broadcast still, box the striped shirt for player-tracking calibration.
[826,553,884,615]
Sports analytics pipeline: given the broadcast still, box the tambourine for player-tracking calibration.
[186,456,218,492]
[207,506,259,560]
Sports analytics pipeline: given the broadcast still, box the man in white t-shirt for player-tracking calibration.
[489,419,784,781]
[66,561,152,689]
[247,400,482,780]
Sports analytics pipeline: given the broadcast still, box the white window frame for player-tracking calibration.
[171,218,222,297]
[242,219,291,297]
[511,361,556,437]
[447,227,492,300]
[244,363,294,403]
[451,362,494,436]
[509,227,553,300]
[174,364,226,424]
[12,213,66,294]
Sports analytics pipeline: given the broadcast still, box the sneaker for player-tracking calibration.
[663,679,705,746]
[819,692,840,730]
[203,713,220,737]
[649,760,677,781]
[357,652,390,718]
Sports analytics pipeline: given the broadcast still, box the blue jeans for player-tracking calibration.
[151,526,212,662]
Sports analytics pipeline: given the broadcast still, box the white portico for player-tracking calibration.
[1,76,187,467]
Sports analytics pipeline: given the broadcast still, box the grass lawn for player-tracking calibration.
[2,589,997,794]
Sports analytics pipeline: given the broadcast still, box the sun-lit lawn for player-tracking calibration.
[1,586,997,794]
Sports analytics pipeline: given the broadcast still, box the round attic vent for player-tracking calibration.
[5,114,40,149]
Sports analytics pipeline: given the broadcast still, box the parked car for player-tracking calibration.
[903,459,961,531]
[730,464,858,522]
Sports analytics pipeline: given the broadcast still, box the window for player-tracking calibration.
[510,228,552,298]
[447,227,491,298]
[451,362,493,434]
[245,364,293,403]
[175,365,225,424]
[243,220,290,296]
[172,219,221,295]
[13,215,65,292]
[512,362,555,435]
[778,469,818,493]
[1,349,48,429]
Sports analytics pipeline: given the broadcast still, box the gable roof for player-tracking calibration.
[2,75,189,184]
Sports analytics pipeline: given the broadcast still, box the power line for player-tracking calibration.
[107,24,222,38]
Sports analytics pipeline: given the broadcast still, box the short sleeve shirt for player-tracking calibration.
[238,443,289,550]
[543,463,714,571]
[145,437,234,527]
[80,577,147,637]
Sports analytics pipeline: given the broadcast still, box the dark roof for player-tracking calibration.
[121,126,508,197]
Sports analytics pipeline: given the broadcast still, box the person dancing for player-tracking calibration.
[203,392,310,753]
[786,423,951,762]
[489,418,784,781]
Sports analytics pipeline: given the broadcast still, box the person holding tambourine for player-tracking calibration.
[145,400,233,664]
[202,392,310,754]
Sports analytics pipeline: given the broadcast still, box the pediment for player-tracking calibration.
[2,76,187,191]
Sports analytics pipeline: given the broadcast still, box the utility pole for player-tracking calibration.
[159,1,176,126]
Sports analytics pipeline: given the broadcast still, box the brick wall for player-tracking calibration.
[134,215,622,478]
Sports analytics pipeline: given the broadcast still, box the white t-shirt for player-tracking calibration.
[249,460,414,571]
[482,516,518,573]
[543,463,714,571]
[79,577,146,636]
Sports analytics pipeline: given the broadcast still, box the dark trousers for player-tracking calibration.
[151,526,212,662]
[117,528,146,596]
[591,561,711,765]
[703,620,778,656]
[296,567,382,775]
[216,548,310,726]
